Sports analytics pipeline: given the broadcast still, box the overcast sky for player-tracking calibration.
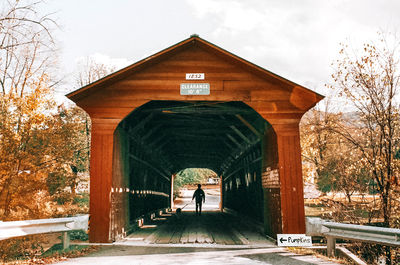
[46,0,400,99]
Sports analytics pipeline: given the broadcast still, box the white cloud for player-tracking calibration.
[188,0,265,34]
[186,0,400,96]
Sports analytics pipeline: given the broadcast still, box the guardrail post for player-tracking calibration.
[326,236,336,257]
[62,231,70,249]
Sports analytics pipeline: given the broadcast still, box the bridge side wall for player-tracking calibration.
[126,131,170,224]
[222,144,264,222]
[261,126,282,237]
[110,127,131,241]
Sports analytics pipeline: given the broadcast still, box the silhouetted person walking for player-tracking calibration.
[192,184,205,216]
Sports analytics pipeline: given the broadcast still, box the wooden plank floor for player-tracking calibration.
[128,212,271,245]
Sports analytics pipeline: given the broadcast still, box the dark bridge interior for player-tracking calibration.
[111,100,274,240]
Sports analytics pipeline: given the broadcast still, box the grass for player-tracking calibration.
[41,243,93,257]
[2,244,99,265]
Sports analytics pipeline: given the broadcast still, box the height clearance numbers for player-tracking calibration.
[186,73,205,80]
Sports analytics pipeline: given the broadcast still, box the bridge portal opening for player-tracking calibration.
[172,168,220,212]
[110,100,276,241]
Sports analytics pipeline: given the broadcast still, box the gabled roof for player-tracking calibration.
[66,35,323,103]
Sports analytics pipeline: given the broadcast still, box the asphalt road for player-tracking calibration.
[56,245,340,265]
[173,188,220,212]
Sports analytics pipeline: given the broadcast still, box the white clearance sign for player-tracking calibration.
[277,234,312,247]
[180,83,210,95]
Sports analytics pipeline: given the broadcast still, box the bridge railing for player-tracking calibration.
[0,215,88,249]
[306,217,400,257]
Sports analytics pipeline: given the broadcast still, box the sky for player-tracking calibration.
[45,0,400,102]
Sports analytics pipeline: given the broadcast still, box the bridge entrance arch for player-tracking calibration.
[67,36,323,243]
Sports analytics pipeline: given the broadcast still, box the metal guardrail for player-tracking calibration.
[0,215,88,249]
[306,217,400,257]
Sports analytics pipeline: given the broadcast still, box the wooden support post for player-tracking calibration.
[260,117,306,238]
[327,236,336,257]
[171,174,175,209]
[62,231,70,249]
[274,122,306,234]
[89,119,119,243]
[220,176,223,211]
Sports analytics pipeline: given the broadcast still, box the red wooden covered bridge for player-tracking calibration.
[67,35,323,243]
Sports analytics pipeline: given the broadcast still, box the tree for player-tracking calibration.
[331,33,400,227]
[0,1,91,220]
[0,0,56,219]
[173,168,217,197]
[301,108,370,202]
[330,32,400,264]
[0,2,92,260]
[328,142,369,203]
[300,101,343,193]
[48,105,90,197]
[75,56,116,88]
[0,0,57,98]
[0,78,91,219]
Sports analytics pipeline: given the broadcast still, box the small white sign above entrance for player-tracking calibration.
[180,83,210,95]
[277,234,312,247]
[186,73,205,80]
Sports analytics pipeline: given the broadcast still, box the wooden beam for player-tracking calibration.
[221,139,236,151]
[229,125,251,144]
[129,154,170,181]
[142,124,163,141]
[148,102,254,115]
[123,128,173,176]
[221,137,262,176]
[235,114,262,138]
[128,112,154,134]
[149,134,168,146]
[156,138,171,149]
[226,134,242,147]
[171,128,234,134]
[170,132,226,140]
[223,157,262,181]
[173,153,222,159]
[166,142,226,155]
[153,114,231,125]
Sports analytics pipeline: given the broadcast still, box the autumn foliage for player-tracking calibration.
[0,0,91,222]
[301,32,400,264]
[0,76,90,220]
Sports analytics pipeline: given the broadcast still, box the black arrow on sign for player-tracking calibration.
[280,238,287,244]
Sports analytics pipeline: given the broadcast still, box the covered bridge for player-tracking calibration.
[67,35,323,243]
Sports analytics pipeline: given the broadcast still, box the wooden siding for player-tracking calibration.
[71,41,322,124]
